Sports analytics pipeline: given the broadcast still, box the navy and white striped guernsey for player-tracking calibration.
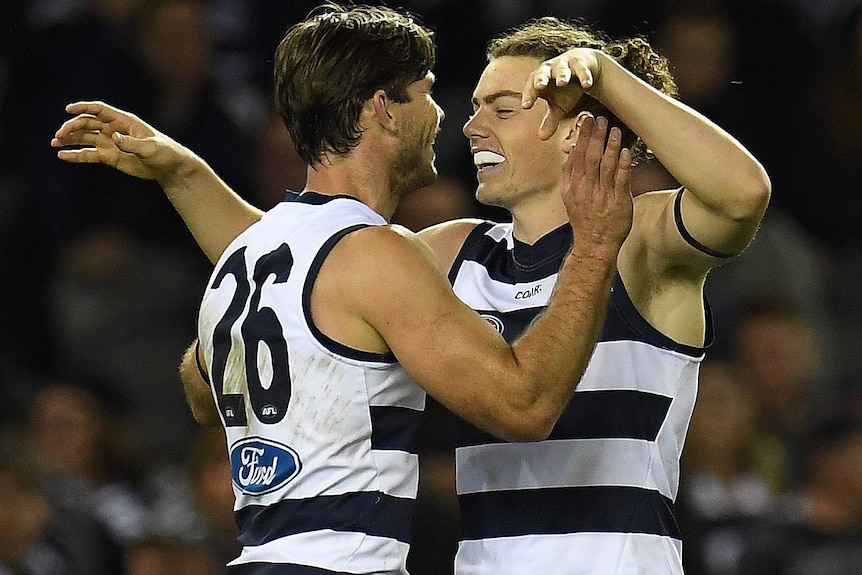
[198,192,425,575]
[448,221,710,575]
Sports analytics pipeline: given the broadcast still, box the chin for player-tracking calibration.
[475,185,505,209]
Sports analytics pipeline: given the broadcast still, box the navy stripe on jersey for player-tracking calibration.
[370,405,423,453]
[229,562,353,575]
[235,491,413,547]
[285,190,367,207]
[459,486,680,540]
[458,389,672,447]
[449,222,571,285]
[302,224,397,363]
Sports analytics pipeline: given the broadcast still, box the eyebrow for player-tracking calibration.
[471,90,522,107]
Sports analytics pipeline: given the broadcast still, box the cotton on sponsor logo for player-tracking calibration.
[515,285,542,299]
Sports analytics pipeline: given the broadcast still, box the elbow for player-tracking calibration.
[727,163,772,222]
[489,402,559,442]
[747,165,772,215]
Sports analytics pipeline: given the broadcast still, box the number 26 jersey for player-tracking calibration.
[197,191,425,575]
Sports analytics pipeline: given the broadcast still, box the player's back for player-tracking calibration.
[197,192,426,575]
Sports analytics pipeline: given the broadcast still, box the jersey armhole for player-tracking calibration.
[194,339,211,385]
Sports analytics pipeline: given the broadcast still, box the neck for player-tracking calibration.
[508,188,569,245]
[303,148,399,221]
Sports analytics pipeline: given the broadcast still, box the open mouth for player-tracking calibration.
[473,150,506,171]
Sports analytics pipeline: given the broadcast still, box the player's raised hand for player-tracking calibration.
[563,115,633,250]
[521,48,602,140]
[51,101,194,185]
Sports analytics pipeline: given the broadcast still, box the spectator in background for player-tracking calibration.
[733,296,824,471]
[24,376,150,565]
[125,534,222,575]
[250,112,307,210]
[676,358,786,575]
[135,0,258,210]
[185,427,241,569]
[0,440,115,575]
[736,392,862,575]
[40,0,260,461]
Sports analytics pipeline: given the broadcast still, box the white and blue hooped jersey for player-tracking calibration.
[197,192,426,575]
[449,221,709,575]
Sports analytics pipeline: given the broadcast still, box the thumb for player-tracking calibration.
[538,106,565,140]
[112,131,144,155]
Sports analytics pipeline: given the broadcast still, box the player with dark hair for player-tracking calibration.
[53,5,632,575]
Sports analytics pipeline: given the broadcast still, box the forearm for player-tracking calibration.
[509,242,619,436]
[593,54,770,220]
[162,153,263,264]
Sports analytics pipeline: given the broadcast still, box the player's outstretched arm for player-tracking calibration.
[52,101,262,263]
[339,117,630,441]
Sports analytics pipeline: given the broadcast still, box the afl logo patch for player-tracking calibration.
[230,437,301,495]
[480,314,504,335]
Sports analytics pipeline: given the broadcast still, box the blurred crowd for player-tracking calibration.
[1,0,862,574]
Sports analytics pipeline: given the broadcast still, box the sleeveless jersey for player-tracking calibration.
[448,221,708,575]
[197,192,426,575]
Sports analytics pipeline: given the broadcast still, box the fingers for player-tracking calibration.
[55,148,105,164]
[598,126,622,192]
[65,100,126,120]
[569,116,631,197]
[112,131,152,158]
[613,148,633,200]
[584,117,609,183]
[564,115,594,181]
[538,104,567,140]
[52,115,102,146]
[521,53,594,109]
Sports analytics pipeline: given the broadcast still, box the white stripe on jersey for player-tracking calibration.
[578,340,704,396]
[456,438,666,496]
[371,450,420,498]
[228,529,410,573]
[452,260,557,312]
[455,532,684,575]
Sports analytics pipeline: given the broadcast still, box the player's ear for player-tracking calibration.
[368,89,396,132]
[564,111,593,153]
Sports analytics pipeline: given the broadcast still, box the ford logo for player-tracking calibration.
[229,437,301,495]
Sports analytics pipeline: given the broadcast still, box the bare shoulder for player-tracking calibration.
[417,218,484,273]
[311,223,449,355]
[325,223,443,282]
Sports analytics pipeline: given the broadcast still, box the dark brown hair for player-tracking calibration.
[273,2,436,165]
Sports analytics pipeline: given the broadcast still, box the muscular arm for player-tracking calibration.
[53,101,262,263]
[330,117,631,441]
[589,53,770,263]
[524,50,771,268]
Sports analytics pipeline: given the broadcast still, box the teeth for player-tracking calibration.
[473,151,505,167]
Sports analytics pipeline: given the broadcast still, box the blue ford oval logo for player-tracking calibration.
[229,437,301,495]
